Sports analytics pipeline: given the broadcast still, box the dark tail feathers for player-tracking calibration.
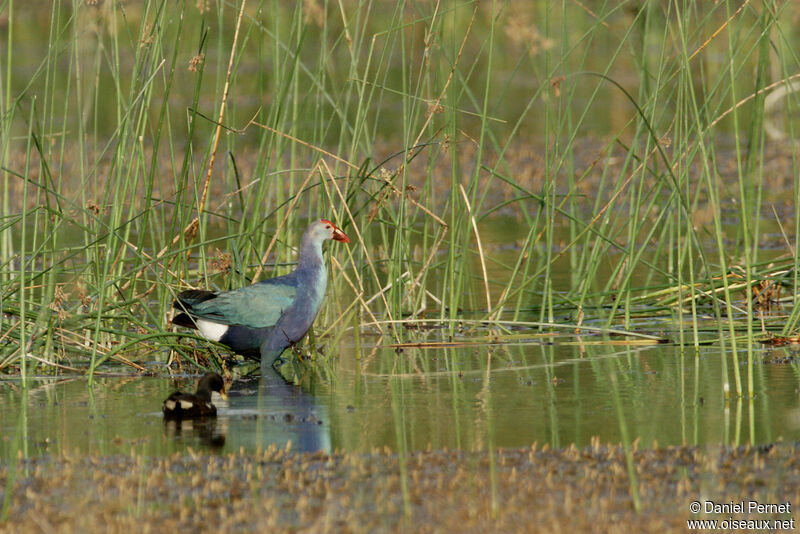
[171,289,217,329]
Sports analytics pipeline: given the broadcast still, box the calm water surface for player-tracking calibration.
[2,336,799,459]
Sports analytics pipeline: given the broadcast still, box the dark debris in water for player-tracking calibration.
[2,441,800,532]
[761,350,798,365]
[760,335,800,348]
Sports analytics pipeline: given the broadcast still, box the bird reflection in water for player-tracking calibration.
[163,416,226,449]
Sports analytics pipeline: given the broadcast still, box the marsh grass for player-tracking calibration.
[0,0,798,400]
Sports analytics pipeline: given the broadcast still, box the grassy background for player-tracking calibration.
[1,0,800,387]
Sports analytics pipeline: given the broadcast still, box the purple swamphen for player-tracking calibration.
[171,219,350,374]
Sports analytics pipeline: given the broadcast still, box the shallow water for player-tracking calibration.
[2,335,800,459]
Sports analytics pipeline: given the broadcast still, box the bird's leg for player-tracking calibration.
[260,329,298,375]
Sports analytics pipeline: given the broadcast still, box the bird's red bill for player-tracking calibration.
[332,227,350,243]
[321,219,350,243]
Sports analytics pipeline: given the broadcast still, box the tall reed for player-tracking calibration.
[0,0,797,384]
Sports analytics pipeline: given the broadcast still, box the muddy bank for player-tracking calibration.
[1,441,797,533]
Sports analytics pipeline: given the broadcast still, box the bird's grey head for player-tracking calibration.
[307,219,350,244]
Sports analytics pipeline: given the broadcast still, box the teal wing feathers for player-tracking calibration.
[189,281,297,328]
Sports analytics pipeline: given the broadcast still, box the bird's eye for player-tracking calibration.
[325,225,331,229]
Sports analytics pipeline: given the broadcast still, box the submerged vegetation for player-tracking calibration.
[0,0,799,399]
